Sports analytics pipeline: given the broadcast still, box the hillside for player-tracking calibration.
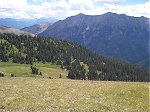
[0,78,149,112]
[0,26,35,37]
[40,12,149,64]
[0,62,68,78]
[21,24,49,34]
[136,58,150,69]
[0,33,148,81]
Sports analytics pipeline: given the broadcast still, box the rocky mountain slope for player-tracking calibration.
[40,12,149,64]
[21,24,49,34]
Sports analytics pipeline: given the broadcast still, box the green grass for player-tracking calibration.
[0,62,149,111]
[0,78,149,112]
[0,62,68,78]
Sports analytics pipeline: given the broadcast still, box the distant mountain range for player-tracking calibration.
[0,17,58,29]
[0,26,35,37]
[40,12,149,64]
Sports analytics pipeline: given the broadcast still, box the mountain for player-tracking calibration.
[0,33,148,81]
[0,17,58,29]
[0,26,35,37]
[136,58,150,68]
[21,24,49,34]
[40,12,149,64]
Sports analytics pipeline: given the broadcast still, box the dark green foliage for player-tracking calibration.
[0,72,4,77]
[0,33,149,82]
[0,41,9,62]
[30,65,39,75]
[11,74,15,77]
[39,72,42,76]
[68,59,86,80]
[59,74,62,78]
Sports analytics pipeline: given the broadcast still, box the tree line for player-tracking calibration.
[0,33,149,82]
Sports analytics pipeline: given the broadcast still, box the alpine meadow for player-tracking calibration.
[0,0,150,111]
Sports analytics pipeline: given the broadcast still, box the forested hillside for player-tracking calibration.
[0,33,149,81]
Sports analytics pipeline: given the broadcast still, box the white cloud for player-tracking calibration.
[32,0,37,2]
[102,1,150,18]
[42,0,69,10]
[0,0,27,8]
[69,0,95,10]
[94,0,125,4]
[0,0,31,18]
[0,0,149,19]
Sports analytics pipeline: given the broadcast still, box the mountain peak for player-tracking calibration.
[77,13,85,16]
[103,12,118,16]
[40,12,148,64]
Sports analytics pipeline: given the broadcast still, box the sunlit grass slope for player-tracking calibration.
[0,78,149,112]
[0,62,68,78]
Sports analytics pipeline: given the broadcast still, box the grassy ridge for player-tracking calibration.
[0,78,149,112]
[0,62,68,78]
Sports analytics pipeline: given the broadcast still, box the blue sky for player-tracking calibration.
[126,0,148,4]
[27,0,148,5]
[0,0,149,19]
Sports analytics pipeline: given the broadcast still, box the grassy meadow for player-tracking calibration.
[0,62,68,78]
[0,62,149,112]
[0,78,149,112]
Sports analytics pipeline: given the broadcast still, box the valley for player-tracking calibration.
[0,10,149,112]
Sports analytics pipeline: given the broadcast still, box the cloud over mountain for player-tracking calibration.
[0,0,149,19]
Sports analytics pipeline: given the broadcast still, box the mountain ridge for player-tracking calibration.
[21,24,49,34]
[40,12,149,64]
[0,17,58,29]
[0,26,35,37]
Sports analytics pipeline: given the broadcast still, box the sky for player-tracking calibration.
[0,0,149,19]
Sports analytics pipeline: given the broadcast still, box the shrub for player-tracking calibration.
[0,72,4,77]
